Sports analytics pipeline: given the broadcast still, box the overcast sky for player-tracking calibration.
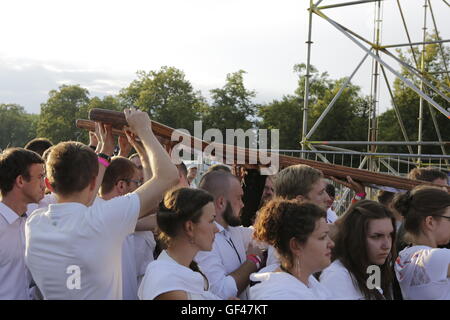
[0,0,449,115]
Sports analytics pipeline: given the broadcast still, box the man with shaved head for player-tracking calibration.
[195,171,264,300]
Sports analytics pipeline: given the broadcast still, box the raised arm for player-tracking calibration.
[124,108,178,219]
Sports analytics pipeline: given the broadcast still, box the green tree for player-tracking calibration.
[37,85,90,144]
[378,33,450,154]
[203,70,257,135]
[257,95,303,149]
[119,66,204,133]
[0,104,38,149]
[258,64,370,151]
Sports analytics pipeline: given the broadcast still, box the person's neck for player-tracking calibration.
[413,233,438,248]
[2,193,28,216]
[284,263,312,287]
[100,191,120,201]
[56,192,92,207]
[166,241,198,268]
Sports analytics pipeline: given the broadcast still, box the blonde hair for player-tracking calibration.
[274,164,323,199]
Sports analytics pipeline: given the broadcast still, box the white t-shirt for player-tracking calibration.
[320,259,365,300]
[395,245,450,300]
[249,271,332,300]
[326,208,338,224]
[25,193,140,300]
[138,250,220,300]
[133,231,156,288]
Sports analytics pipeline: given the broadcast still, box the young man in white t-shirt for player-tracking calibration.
[25,108,179,300]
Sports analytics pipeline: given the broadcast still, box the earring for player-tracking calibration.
[295,255,301,277]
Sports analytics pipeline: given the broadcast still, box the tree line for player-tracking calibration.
[1,40,448,155]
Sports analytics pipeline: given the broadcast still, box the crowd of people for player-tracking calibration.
[0,108,449,300]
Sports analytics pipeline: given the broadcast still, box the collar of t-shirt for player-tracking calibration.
[0,202,28,224]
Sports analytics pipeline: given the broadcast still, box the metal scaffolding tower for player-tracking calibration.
[301,0,450,174]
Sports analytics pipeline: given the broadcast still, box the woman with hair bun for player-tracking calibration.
[138,187,220,300]
[320,200,396,300]
[393,186,450,300]
[249,199,334,299]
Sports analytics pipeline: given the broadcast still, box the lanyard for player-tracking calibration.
[224,234,242,264]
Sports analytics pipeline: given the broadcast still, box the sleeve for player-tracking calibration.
[195,246,238,299]
[319,266,364,300]
[91,193,140,239]
[425,248,450,282]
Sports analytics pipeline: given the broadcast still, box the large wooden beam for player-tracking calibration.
[80,108,449,192]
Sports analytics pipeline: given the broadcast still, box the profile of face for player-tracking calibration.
[22,163,46,203]
[366,218,394,265]
[222,177,244,227]
[303,178,331,210]
[187,167,198,180]
[260,176,274,205]
[432,206,450,246]
[191,202,219,251]
[298,217,334,274]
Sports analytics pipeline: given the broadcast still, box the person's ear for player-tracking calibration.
[116,180,127,194]
[15,175,26,189]
[184,220,195,239]
[44,177,54,192]
[295,194,306,202]
[215,196,224,211]
[289,237,302,256]
[423,215,436,231]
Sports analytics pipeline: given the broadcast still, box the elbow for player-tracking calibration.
[165,165,180,189]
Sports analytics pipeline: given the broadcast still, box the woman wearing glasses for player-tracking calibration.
[393,186,450,300]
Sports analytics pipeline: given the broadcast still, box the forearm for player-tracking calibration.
[229,260,258,295]
[135,212,157,231]
[135,128,178,215]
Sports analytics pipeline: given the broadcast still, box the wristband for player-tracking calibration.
[97,153,112,162]
[247,254,261,269]
[98,156,110,168]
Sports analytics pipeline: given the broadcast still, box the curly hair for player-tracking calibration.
[253,198,326,270]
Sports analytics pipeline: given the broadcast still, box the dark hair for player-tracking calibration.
[325,183,335,198]
[157,187,214,244]
[253,198,326,270]
[377,190,395,207]
[333,200,396,300]
[241,169,266,227]
[46,142,99,196]
[0,148,44,196]
[407,167,447,183]
[100,157,137,195]
[24,138,53,156]
[157,187,214,286]
[206,164,231,173]
[393,186,450,237]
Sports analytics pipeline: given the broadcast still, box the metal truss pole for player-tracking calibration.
[302,0,314,158]
[417,0,428,160]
